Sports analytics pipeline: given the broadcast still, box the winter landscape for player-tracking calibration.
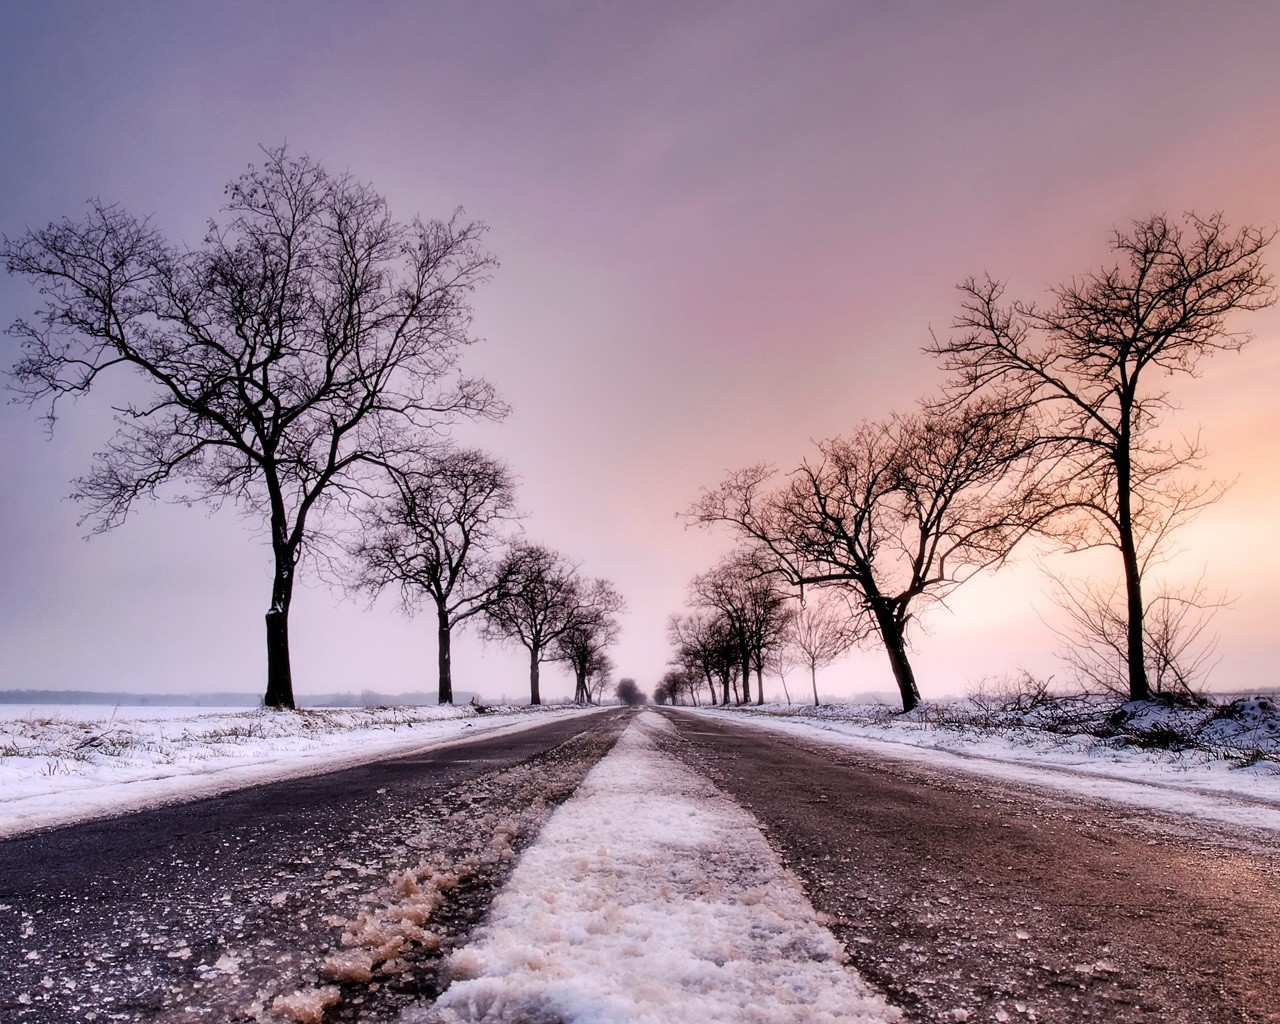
[3,2,1280,1023]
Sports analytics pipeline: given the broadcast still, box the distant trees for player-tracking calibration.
[688,550,792,705]
[653,666,697,706]
[667,610,731,705]
[786,593,867,706]
[2,147,502,708]
[554,579,626,705]
[483,543,624,705]
[615,677,647,706]
[349,448,519,704]
[932,213,1274,700]
[690,401,1048,712]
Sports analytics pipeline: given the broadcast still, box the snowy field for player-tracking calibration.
[701,697,1280,834]
[413,711,900,1024]
[0,702,601,839]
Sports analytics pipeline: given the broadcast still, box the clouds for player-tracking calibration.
[1,2,1277,699]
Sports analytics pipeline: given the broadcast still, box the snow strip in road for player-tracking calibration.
[412,711,899,1024]
[0,704,604,839]
[697,708,1280,835]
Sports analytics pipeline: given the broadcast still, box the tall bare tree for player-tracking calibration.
[3,147,502,708]
[932,213,1273,699]
[690,401,1049,712]
[349,447,518,704]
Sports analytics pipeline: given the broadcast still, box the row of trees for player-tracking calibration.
[350,454,626,705]
[663,562,861,708]
[3,147,625,708]
[680,214,1273,710]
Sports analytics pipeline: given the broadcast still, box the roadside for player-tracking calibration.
[662,709,1280,1024]
[0,703,609,839]
[0,711,628,1024]
[691,700,1280,835]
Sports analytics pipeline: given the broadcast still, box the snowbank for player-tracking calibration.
[698,698,1280,833]
[0,703,600,838]
[415,711,900,1024]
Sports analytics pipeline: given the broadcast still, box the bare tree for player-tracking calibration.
[483,544,620,705]
[586,653,615,705]
[349,448,518,704]
[667,610,731,705]
[615,677,647,706]
[689,549,791,706]
[3,147,502,708]
[1049,572,1227,700]
[690,401,1049,712]
[786,592,868,706]
[932,213,1273,699]
[554,578,625,705]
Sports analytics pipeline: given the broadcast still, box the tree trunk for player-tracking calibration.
[755,662,764,705]
[263,546,296,709]
[264,606,294,709]
[437,605,453,704]
[1116,444,1150,701]
[720,670,731,705]
[872,602,921,712]
[740,650,752,704]
[529,646,542,705]
[811,664,820,707]
[574,666,589,704]
[703,669,717,705]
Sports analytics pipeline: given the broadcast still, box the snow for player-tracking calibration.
[696,699,1280,834]
[414,711,900,1024]
[0,703,602,839]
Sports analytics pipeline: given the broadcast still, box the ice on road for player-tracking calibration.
[417,710,899,1024]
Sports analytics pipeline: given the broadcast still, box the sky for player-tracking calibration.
[1,1,1278,704]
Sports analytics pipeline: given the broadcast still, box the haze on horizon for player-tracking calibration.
[1,1,1277,704]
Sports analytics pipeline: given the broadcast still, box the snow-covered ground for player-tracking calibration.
[697,696,1280,834]
[0,702,601,839]
[411,710,899,1024]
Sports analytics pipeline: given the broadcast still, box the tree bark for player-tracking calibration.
[755,662,765,705]
[740,649,752,704]
[811,664,820,707]
[1116,442,1150,701]
[872,602,921,712]
[263,537,296,709]
[264,606,294,709]
[529,646,542,706]
[437,605,453,705]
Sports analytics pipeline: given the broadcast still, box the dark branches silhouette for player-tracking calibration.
[931,213,1273,699]
[689,401,1050,711]
[349,447,519,704]
[2,147,504,708]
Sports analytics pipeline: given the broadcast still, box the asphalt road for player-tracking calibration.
[661,708,1280,1024]
[0,709,629,1024]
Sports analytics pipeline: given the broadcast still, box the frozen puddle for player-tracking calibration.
[410,711,899,1024]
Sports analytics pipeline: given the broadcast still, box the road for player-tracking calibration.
[660,708,1280,1024]
[0,709,629,1024]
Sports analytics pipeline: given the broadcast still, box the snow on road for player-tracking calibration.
[701,704,1280,834]
[0,703,600,839]
[413,710,900,1024]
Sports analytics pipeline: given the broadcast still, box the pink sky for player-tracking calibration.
[1,2,1278,701]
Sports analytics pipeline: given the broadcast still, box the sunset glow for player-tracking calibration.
[1,2,1277,702]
